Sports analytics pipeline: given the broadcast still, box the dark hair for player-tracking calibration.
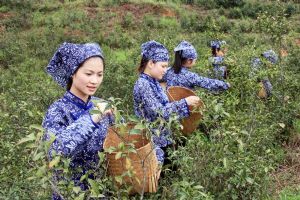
[211,47,221,57]
[67,56,105,90]
[137,56,151,73]
[173,51,188,74]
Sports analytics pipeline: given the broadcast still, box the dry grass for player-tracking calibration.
[272,132,300,196]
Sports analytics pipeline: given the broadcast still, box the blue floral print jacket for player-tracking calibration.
[42,91,113,195]
[133,73,190,162]
[163,67,229,91]
[209,56,227,79]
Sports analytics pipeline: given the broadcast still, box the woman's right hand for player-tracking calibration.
[185,96,200,107]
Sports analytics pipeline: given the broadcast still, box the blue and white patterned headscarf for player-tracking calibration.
[174,40,198,60]
[262,50,278,64]
[251,57,263,68]
[46,42,104,88]
[210,40,226,49]
[141,40,169,62]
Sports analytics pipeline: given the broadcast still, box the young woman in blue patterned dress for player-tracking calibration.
[133,40,200,164]
[42,42,114,199]
[251,49,278,98]
[209,40,228,79]
[163,40,230,91]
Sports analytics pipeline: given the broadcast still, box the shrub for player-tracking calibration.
[0,6,9,12]
[228,7,243,19]
[237,20,254,33]
[240,2,259,19]
[121,12,135,29]
[216,0,245,8]
[186,0,244,9]
[158,17,179,29]
[284,3,298,18]
[216,15,233,33]
[143,14,157,28]
[180,14,214,32]
[180,0,217,9]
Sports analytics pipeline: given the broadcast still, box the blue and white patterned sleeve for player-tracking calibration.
[43,106,99,157]
[188,71,229,91]
[135,81,190,121]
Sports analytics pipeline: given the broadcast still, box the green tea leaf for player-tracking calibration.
[130,129,141,135]
[48,156,60,168]
[115,152,122,160]
[17,133,36,145]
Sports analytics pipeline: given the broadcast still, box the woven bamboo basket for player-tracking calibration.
[166,86,204,135]
[103,123,160,194]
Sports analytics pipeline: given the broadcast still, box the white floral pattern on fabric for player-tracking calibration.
[250,50,277,98]
[262,79,273,97]
[42,91,114,198]
[251,57,263,71]
[210,40,226,49]
[46,42,104,88]
[163,67,229,91]
[141,40,169,62]
[133,73,190,163]
[174,40,198,59]
[262,50,278,64]
[209,56,227,79]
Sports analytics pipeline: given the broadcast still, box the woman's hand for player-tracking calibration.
[185,96,200,107]
[227,82,231,88]
[91,102,114,123]
[91,109,114,123]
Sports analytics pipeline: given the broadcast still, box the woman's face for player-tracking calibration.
[148,60,168,80]
[184,59,196,68]
[70,57,104,101]
[217,49,225,57]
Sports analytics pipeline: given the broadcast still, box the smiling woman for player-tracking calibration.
[70,57,104,102]
[42,42,114,200]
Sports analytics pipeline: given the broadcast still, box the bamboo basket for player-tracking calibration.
[258,80,272,99]
[258,82,267,98]
[103,123,160,194]
[166,86,204,135]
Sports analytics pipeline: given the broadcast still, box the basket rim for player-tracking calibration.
[167,86,196,93]
[103,126,154,153]
[166,86,205,107]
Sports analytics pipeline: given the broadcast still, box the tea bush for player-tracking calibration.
[1,0,300,199]
[227,7,243,19]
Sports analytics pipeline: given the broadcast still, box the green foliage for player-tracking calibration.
[159,17,179,29]
[1,0,300,199]
[256,9,290,45]
[237,20,254,33]
[227,7,243,19]
[121,12,135,29]
[168,179,214,199]
[17,126,115,199]
[279,187,300,200]
[181,0,244,9]
[240,1,299,19]
[284,3,298,18]
[216,0,245,8]
[0,6,9,12]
